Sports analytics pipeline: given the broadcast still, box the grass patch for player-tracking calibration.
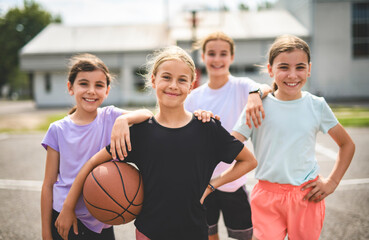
[331,106,369,127]
[37,113,67,131]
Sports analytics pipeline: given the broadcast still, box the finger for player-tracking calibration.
[120,137,127,158]
[125,133,132,152]
[260,106,265,120]
[73,219,78,235]
[197,110,202,120]
[255,108,262,126]
[245,111,252,129]
[115,139,124,160]
[215,115,220,120]
[251,112,259,128]
[201,111,207,122]
[301,181,315,191]
[206,112,211,122]
[304,187,319,201]
[110,141,117,160]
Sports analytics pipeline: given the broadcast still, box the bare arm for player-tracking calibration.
[231,131,247,142]
[110,109,153,160]
[55,149,112,239]
[200,146,257,203]
[245,84,272,129]
[41,147,59,240]
[302,123,355,202]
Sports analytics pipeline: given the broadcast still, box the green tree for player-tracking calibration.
[0,0,61,98]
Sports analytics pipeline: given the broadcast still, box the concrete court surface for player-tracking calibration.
[0,101,368,239]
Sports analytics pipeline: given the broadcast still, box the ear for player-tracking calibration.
[67,81,74,96]
[151,75,156,89]
[267,64,274,78]
[189,80,195,92]
[201,52,205,62]
[307,62,312,77]
[105,85,111,98]
[230,54,235,64]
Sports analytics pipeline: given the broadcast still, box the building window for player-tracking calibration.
[44,73,51,93]
[352,2,369,58]
[133,67,147,92]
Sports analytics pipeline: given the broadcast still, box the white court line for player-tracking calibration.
[315,143,337,161]
[0,179,42,191]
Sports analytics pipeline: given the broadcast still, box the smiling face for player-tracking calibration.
[68,70,110,114]
[151,59,193,109]
[268,49,311,101]
[202,39,234,78]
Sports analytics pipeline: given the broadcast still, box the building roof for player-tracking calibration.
[21,23,170,55]
[21,9,309,56]
[170,9,309,41]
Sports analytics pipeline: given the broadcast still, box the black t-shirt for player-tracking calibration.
[106,115,243,240]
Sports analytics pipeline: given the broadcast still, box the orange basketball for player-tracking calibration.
[83,161,144,225]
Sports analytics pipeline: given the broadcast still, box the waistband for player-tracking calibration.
[257,176,319,193]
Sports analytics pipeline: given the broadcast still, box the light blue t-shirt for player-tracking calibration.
[42,106,125,233]
[233,91,338,185]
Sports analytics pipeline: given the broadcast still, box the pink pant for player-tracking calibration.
[136,229,150,240]
[251,178,325,240]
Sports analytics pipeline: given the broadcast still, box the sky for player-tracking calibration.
[0,0,277,26]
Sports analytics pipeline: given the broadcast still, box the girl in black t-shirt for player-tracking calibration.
[55,46,257,240]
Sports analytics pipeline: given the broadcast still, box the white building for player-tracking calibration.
[20,0,369,108]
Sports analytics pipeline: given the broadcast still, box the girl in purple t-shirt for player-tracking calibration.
[41,53,153,240]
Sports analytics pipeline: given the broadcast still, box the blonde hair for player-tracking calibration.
[144,46,196,88]
[194,31,235,55]
[268,35,311,91]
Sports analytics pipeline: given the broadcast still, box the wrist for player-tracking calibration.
[207,183,216,192]
[249,88,263,98]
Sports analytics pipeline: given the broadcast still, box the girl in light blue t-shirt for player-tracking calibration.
[232,35,355,240]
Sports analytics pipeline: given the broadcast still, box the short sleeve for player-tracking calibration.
[41,123,59,151]
[184,93,196,112]
[320,99,339,133]
[214,119,244,164]
[232,105,253,139]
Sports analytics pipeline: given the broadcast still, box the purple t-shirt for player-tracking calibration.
[42,106,125,233]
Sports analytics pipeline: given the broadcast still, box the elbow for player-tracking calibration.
[251,157,258,170]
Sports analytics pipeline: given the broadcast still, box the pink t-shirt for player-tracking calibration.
[42,106,125,233]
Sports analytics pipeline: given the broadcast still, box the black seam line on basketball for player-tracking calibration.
[90,171,138,217]
[112,161,143,207]
[83,196,127,223]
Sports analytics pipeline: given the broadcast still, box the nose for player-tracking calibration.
[169,79,178,89]
[288,70,297,79]
[87,86,95,94]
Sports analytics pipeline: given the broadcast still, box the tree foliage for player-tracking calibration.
[0,0,61,97]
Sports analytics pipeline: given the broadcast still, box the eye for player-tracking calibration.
[278,66,288,70]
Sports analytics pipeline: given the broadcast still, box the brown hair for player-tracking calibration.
[194,31,235,56]
[67,53,112,114]
[268,35,311,91]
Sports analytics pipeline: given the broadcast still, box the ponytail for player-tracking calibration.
[69,105,77,114]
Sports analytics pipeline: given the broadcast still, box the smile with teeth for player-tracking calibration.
[285,82,299,87]
[84,98,97,102]
[211,64,224,69]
